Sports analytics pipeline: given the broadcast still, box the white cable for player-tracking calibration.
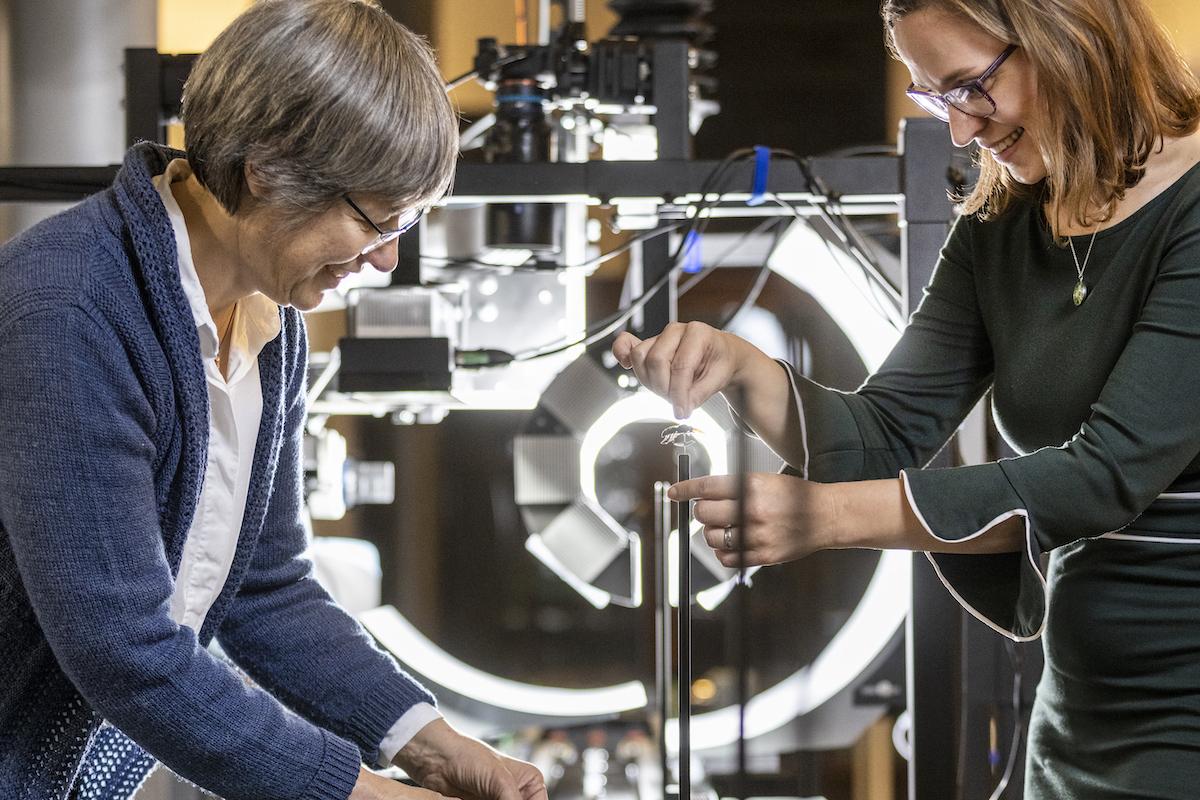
[459,113,496,151]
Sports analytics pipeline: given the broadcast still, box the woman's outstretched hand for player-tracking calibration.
[612,321,806,466]
[612,322,761,419]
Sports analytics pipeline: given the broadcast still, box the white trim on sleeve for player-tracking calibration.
[899,471,1047,643]
[778,359,811,480]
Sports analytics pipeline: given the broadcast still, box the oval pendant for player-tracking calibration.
[1073,281,1088,307]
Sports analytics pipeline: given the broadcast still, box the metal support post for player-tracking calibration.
[654,481,674,800]
[899,115,966,800]
[676,450,692,800]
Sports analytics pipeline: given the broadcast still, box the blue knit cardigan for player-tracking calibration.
[0,144,434,800]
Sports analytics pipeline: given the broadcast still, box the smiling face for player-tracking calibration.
[235,194,403,312]
[893,6,1046,184]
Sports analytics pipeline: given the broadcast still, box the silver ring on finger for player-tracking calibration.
[723,525,734,551]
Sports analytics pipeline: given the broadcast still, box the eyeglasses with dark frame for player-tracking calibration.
[343,195,424,256]
[905,44,1018,123]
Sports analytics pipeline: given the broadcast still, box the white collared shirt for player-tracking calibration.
[153,160,438,765]
[155,159,280,632]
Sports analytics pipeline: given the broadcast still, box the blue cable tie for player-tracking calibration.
[682,230,703,274]
[496,93,545,104]
[748,145,771,207]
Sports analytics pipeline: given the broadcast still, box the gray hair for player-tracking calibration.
[182,0,457,220]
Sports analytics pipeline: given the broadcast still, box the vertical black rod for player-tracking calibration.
[651,40,692,161]
[734,388,749,799]
[729,391,748,796]
[677,452,691,800]
[124,49,164,147]
[653,481,673,799]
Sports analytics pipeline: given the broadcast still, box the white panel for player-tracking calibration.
[538,497,627,584]
[538,354,626,436]
[514,434,580,505]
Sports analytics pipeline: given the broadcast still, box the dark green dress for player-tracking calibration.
[783,163,1200,799]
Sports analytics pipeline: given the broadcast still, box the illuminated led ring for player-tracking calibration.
[360,605,647,732]
[514,353,765,610]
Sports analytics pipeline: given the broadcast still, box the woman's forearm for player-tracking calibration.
[722,336,809,467]
[830,478,1025,554]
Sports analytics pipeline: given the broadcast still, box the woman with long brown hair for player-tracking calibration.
[612,0,1200,795]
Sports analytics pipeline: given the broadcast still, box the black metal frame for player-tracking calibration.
[0,157,899,207]
[653,481,673,799]
[124,49,195,148]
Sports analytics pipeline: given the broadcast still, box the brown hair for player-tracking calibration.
[182,0,458,222]
[882,0,1200,236]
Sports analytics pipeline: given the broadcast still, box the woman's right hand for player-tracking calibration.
[350,767,460,800]
[612,322,768,418]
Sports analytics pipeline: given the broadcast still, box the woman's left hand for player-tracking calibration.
[669,472,836,568]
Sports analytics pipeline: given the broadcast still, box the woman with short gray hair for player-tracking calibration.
[0,2,542,800]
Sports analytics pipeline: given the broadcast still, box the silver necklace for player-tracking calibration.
[1067,228,1100,307]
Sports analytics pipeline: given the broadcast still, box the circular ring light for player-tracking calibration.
[514,353,760,608]
[578,392,727,506]
[577,390,751,610]
[360,605,648,738]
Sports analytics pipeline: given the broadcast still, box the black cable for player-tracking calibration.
[495,148,761,363]
[765,192,902,329]
[715,257,772,331]
[679,160,898,331]
[986,642,1024,800]
[444,54,530,93]
[805,210,899,327]
[444,69,479,92]
[677,216,781,296]
[456,146,891,367]
[789,154,903,309]
[571,223,685,271]
[713,220,787,331]
[474,150,792,365]
[815,193,904,325]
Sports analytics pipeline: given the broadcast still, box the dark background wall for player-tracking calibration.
[695,0,888,158]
